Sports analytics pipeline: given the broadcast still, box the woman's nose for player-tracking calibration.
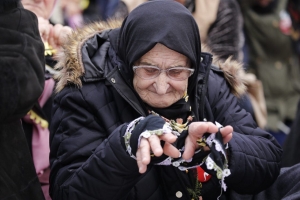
[154,73,170,94]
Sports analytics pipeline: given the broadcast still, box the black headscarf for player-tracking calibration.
[109,0,202,120]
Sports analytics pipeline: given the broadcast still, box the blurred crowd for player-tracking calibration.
[1,0,300,199]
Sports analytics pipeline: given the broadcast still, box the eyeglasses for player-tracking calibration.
[133,65,194,81]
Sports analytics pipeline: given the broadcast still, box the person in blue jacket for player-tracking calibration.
[50,1,282,199]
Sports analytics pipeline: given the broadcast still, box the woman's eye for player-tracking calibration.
[169,69,183,75]
[145,68,158,74]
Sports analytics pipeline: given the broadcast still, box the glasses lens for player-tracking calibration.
[167,68,192,80]
[135,66,160,79]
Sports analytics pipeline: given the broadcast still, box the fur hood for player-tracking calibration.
[54,21,246,97]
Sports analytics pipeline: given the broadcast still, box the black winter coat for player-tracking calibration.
[50,23,282,200]
[0,1,45,199]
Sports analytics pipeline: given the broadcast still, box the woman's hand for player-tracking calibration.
[182,122,233,160]
[136,133,180,173]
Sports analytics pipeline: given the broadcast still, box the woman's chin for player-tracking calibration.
[147,101,173,108]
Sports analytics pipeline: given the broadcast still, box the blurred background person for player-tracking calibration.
[21,0,72,199]
[281,0,300,167]
[0,0,45,199]
[282,100,300,167]
[175,0,267,129]
[180,0,244,61]
[237,0,300,146]
[52,0,128,28]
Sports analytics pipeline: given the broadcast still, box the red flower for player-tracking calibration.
[197,166,211,182]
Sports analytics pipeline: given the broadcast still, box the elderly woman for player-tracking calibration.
[50,1,282,199]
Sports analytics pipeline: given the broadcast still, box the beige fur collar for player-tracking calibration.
[54,20,122,92]
[202,44,247,97]
[54,21,246,97]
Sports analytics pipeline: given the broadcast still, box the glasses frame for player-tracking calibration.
[133,65,194,81]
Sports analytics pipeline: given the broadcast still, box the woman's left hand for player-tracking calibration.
[182,122,233,160]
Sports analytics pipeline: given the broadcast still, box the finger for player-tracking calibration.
[163,142,180,158]
[223,133,232,144]
[182,135,197,160]
[220,125,233,144]
[39,24,50,42]
[48,27,55,48]
[37,17,51,42]
[51,24,72,49]
[52,24,63,41]
[188,122,218,139]
[136,149,147,174]
[148,135,163,157]
[49,24,63,49]
[221,125,233,133]
[136,138,151,173]
[159,132,178,144]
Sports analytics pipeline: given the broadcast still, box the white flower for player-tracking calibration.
[207,162,214,170]
[223,169,231,177]
[215,142,222,152]
[141,131,151,138]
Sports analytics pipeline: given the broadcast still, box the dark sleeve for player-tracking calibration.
[0,6,45,122]
[49,84,141,200]
[206,71,282,194]
[206,0,244,61]
[257,163,300,200]
[281,100,300,167]
[230,162,300,200]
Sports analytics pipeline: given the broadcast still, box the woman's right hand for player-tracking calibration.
[127,115,181,173]
[136,132,180,173]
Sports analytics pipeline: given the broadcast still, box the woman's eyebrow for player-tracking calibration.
[171,65,187,68]
[139,61,155,66]
[139,61,187,68]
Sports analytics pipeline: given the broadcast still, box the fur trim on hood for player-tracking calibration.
[54,20,122,92]
[54,21,246,97]
[201,45,246,97]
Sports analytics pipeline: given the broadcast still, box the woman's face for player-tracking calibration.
[22,0,56,19]
[133,43,190,108]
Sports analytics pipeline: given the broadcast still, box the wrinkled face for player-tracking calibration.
[22,0,56,19]
[133,43,190,108]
